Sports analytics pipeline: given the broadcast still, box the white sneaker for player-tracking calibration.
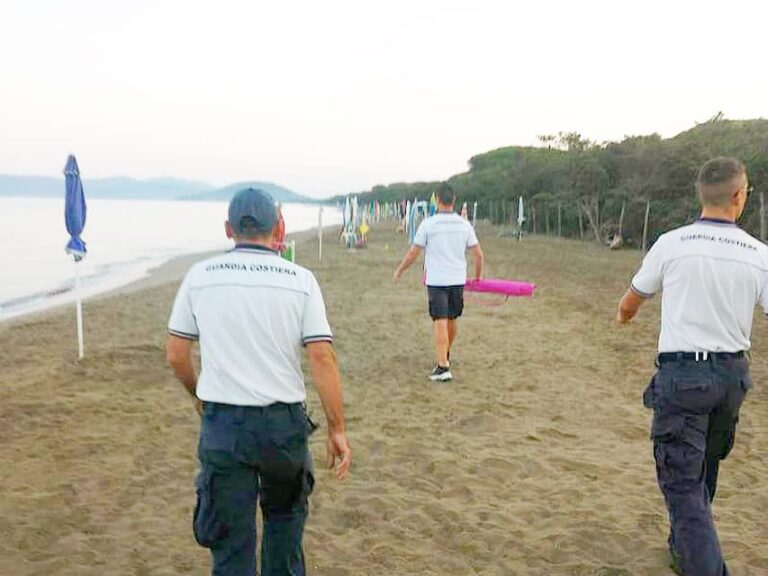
[429,364,452,381]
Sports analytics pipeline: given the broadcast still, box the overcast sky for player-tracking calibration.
[1,0,765,198]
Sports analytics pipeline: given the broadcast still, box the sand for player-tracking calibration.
[1,223,767,575]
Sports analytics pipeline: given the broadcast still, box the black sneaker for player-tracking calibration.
[429,364,453,381]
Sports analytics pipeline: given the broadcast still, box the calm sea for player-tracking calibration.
[0,198,340,321]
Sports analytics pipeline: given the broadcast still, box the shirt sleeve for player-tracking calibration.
[303,274,333,345]
[466,223,479,248]
[630,239,665,298]
[167,272,199,340]
[412,220,428,248]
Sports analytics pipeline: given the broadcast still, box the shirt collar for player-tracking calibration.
[231,243,279,254]
[696,217,737,227]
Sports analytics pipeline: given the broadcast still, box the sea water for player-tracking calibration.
[0,198,340,321]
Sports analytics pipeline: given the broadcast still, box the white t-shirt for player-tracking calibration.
[167,245,333,406]
[413,212,479,286]
[632,219,768,352]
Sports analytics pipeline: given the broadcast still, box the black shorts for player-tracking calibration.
[427,285,464,320]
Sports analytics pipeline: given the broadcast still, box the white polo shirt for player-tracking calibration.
[413,212,479,286]
[632,219,768,353]
[167,244,333,406]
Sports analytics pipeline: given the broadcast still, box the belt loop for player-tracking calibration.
[676,352,683,363]
[702,351,709,361]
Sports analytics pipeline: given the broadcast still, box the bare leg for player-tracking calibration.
[433,319,450,367]
[447,319,457,354]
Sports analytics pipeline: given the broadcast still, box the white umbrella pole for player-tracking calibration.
[74,259,84,359]
[318,206,324,262]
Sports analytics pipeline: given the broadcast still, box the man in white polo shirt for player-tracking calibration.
[166,188,351,576]
[394,183,484,381]
[617,157,766,576]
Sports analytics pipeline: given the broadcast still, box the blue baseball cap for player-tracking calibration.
[228,188,278,236]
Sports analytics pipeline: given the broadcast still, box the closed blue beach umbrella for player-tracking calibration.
[63,154,87,359]
[64,155,87,259]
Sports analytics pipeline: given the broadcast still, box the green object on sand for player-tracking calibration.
[281,242,295,263]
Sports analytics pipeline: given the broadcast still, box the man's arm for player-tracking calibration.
[616,289,646,324]
[306,341,351,480]
[166,334,202,414]
[393,245,423,283]
[470,244,484,281]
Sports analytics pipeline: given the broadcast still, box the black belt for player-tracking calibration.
[657,351,745,363]
[203,401,301,415]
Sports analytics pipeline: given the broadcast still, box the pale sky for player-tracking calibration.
[1,0,766,198]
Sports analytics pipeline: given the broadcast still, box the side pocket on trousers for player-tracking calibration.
[642,375,656,409]
[302,452,315,501]
[193,469,228,548]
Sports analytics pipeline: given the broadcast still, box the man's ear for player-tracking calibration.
[732,185,744,207]
[225,221,234,239]
[270,220,281,241]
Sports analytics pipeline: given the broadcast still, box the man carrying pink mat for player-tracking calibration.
[394,182,484,381]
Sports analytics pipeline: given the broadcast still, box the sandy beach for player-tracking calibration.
[1,223,767,575]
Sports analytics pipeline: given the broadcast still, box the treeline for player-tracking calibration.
[350,116,768,246]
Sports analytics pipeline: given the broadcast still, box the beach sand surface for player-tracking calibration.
[1,223,766,575]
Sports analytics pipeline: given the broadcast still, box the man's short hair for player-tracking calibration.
[228,188,278,236]
[435,182,456,205]
[696,157,747,207]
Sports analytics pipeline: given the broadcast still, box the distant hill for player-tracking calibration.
[0,175,215,200]
[0,175,311,204]
[184,181,311,204]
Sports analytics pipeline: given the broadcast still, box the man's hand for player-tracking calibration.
[393,245,422,284]
[307,342,349,479]
[616,289,645,325]
[616,309,632,325]
[327,430,351,480]
[470,244,484,281]
[166,334,199,398]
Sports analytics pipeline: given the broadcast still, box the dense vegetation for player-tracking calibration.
[354,116,768,246]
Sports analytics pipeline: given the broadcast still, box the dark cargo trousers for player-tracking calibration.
[644,356,751,576]
[194,401,315,576]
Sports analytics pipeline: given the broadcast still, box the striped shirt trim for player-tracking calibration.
[630,284,654,299]
[303,335,334,344]
[696,218,737,227]
[231,243,280,254]
[168,328,199,341]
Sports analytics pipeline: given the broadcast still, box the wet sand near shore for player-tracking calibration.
[1,223,766,575]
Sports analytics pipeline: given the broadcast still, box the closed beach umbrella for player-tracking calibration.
[64,154,87,359]
[428,192,437,216]
[64,155,87,259]
[344,196,351,230]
